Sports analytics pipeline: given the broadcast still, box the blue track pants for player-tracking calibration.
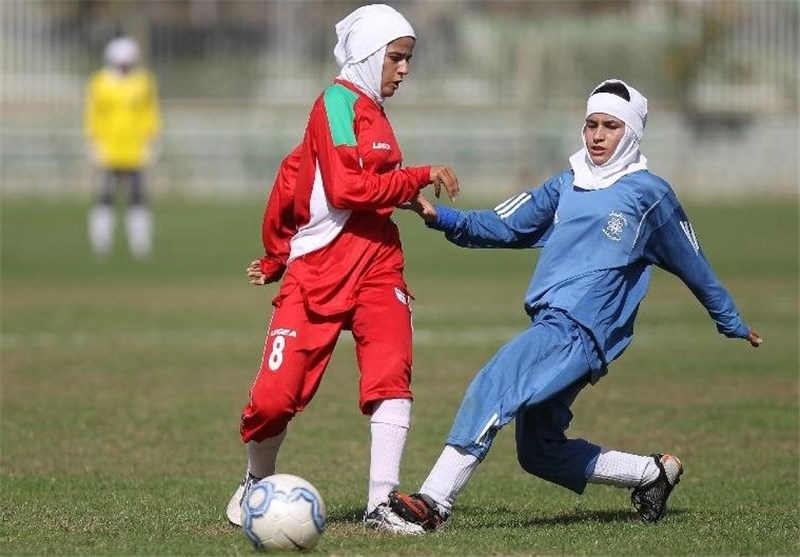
[445,308,604,494]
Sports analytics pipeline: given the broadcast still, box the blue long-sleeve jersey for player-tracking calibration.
[430,169,749,375]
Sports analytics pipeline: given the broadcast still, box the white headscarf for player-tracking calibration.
[333,4,415,104]
[104,37,140,67]
[569,79,649,190]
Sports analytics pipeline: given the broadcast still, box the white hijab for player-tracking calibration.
[333,4,415,104]
[569,79,649,190]
[104,37,140,75]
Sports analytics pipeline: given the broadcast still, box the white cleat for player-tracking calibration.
[363,503,426,535]
[226,472,258,527]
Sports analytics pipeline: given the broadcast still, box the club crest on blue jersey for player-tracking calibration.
[603,211,628,241]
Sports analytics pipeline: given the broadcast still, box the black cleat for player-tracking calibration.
[631,453,683,523]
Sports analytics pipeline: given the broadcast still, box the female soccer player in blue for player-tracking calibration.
[385,79,762,533]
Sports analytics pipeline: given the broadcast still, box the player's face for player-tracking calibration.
[583,113,626,165]
[381,36,415,98]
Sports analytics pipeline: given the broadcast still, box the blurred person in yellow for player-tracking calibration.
[85,36,161,259]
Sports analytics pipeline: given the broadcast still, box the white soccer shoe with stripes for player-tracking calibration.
[363,503,425,535]
[225,471,259,527]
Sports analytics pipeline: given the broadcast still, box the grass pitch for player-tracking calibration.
[1,197,797,555]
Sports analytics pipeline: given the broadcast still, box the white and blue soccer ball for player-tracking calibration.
[241,474,327,551]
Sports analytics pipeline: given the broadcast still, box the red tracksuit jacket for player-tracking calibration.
[258,79,431,316]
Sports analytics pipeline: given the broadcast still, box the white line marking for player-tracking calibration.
[0,327,522,349]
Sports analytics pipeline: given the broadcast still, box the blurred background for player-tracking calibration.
[1,5,798,554]
[1,0,798,200]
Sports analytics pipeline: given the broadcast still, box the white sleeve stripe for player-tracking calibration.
[495,192,532,219]
[631,197,662,249]
[493,192,528,213]
[680,221,700,254]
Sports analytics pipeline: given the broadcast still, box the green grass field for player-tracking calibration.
[1,197,798,556]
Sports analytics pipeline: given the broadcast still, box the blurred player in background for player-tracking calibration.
[85,36,161,259]
[225,4,459,533]
[386,79,763,533]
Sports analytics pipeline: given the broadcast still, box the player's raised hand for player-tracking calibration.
[747,328,763,348]
[429,165,459,201]
[246,259,267,286]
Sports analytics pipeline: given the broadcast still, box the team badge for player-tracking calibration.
[603,211,628,241]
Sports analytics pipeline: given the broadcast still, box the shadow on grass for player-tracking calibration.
[462,506,689,528]
[325,504,688,528]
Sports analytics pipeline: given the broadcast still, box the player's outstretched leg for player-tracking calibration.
[388,491,448,532]
[630,454,683,523]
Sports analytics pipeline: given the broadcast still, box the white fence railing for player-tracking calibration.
[1,0,798,198]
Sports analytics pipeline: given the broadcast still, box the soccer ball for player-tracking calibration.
[241,474,327,551]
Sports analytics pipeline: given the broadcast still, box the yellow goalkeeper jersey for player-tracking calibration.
[84,68,161,169]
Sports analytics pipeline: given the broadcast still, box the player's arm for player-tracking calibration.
[251,146,302,286]
[415,177,561,249]
[643,196,761,347]
[313,91,457,210]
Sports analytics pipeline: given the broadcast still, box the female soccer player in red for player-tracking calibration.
[225,4,459,533]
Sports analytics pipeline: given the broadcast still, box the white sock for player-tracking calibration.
[420,444,480,515]
[125,206,153,258]
[587,448,660,488]
[368,398,411,513]
[247,429,287,479]
[89,205,115,256]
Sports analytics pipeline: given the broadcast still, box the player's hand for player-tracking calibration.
[746,328,762,348]
[429,165,459,201]
[247,259,268,286]
[398,192,437,223]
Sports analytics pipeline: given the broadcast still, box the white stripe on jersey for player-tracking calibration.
[474,412,500,447]
[631,197,663,249]
[289,161,351,262]
[494,192,527,212]
[494,192,531,219]
[680,221,700,254]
